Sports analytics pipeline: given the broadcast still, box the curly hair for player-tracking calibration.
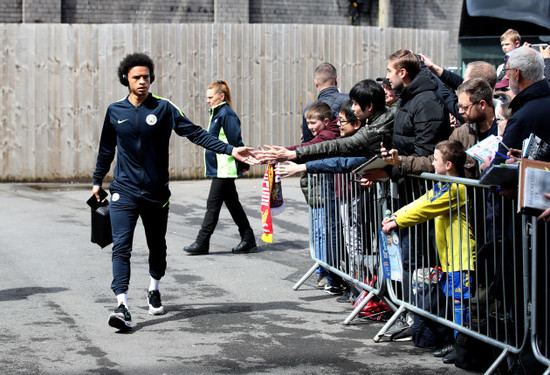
[117,53,155,86]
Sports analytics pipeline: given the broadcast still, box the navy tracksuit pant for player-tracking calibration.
[109,191,169,295]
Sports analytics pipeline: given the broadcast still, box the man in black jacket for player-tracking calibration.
[363,50,449,183]
[493,46,550,165]
[386,50,449,159]
[92,53,253,331]
[367,50,450,342]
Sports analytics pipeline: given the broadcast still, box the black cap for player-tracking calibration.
[376,77,391,86]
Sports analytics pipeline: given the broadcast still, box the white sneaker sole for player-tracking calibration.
[148,305,165,315]
[108,313,132,330]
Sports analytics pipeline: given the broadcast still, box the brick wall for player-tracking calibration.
[23,0,61,23]
[0,0,23,23]
[61,0,214,23]
[248,0,375,25]
[390,0,462,66]
[0,0,462,65]
[214,0,249,23]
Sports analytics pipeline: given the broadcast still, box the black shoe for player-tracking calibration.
[184,242,209,255]
[108,304,132,331]
[433,343,455,358]
[442,348,456,364]
[232,239,256,254]
[147,290,165,315]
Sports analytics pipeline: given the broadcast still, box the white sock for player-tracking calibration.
[149,277,160,292]
[116,293,128,308]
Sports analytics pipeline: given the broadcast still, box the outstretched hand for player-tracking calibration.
[274,161,306,178]
[253,145,297,164]
[358,168,388,187]
[418,54,443,76]
[231,146,259,165]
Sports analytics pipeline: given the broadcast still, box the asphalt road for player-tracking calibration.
[0,178,470,375]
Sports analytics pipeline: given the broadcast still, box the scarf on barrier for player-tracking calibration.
[261,164,285,243]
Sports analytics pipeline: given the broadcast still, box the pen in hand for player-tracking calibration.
[495,151,510,160]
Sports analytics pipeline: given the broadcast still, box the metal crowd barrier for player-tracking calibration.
[292,172,398,323]
[528,217,550,373]
[294,171,549,374]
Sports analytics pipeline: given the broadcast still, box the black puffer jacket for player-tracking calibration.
[393,69,450,157]
[294,108,395,162]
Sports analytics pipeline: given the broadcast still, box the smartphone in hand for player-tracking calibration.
[86,188,108,210]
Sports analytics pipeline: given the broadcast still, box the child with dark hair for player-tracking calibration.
[382,140,475,363]
[276,99,368,297]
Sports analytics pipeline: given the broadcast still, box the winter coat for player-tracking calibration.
[294,108,395,162]
[493,79,550,165]
[393,69,450,158]
[399,120,498,180]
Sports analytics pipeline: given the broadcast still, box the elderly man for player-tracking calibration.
[492,46,550,165]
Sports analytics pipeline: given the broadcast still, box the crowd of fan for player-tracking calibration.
[252,28,550,374]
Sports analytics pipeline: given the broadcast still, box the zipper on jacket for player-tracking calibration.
[134,105,145,194]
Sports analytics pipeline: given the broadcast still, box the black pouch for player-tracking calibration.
[91,202,112,248]
[87,189,113,248]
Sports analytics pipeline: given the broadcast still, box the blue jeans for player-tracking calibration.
[109,191,169,295]
[310,179,340,286]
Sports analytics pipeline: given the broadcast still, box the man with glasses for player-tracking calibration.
[492,46,550,165]
[383,78,497,180]
[487,46,550,374]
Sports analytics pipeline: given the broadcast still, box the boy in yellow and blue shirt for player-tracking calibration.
[382,140,475,358]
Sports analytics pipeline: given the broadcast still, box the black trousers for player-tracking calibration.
[196,178,253,244]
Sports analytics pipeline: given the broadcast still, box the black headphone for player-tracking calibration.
[120,70,155,86]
